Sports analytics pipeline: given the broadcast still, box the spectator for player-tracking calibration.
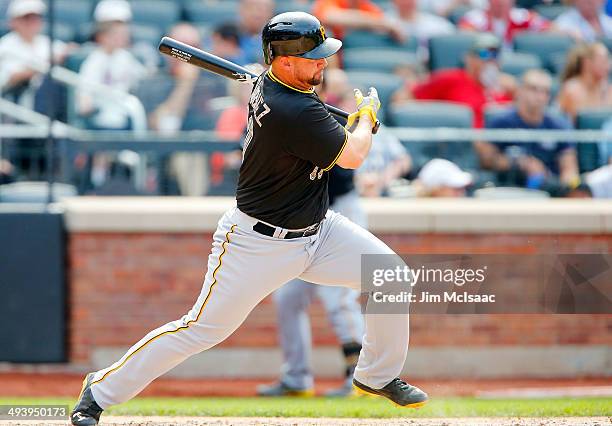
[210,23,249,66]
[321,68,412,196]
[0,159,15,184]
[459,0,550,48]
[215,65,265,140]
[413,158,472,197]
[150,23,201,134]
[312,0,402,41]
[387,0,455,49]
[77,0,147,130]
[0,0,70,108]
[76,0,147,191]
[393,33,514,128]
[585,166,612,197]
[478,69,580,193]
[309,68,413,197]
[557,42,612,122]
[239,0,275,63]
[418,0,487,19]
[149,23,209,196]
[554,0,612,41]
[355,125,413,196]
[0,0,71,178]
[211,64,265,195]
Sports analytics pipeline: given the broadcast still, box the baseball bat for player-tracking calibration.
[158,36,380,133]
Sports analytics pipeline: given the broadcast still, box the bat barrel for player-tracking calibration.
[158,36,257,81]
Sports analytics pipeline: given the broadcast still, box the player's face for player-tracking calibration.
[291,56,329,87]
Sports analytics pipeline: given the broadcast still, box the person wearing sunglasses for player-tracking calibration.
[392,33,515,128]
[459,0,550,48]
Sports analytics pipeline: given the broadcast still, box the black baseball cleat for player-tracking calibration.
[353,378,428,408]
[71,373,104,425]
[256,381,314,397]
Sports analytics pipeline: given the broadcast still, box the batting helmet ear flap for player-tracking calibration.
[263,40,274,65]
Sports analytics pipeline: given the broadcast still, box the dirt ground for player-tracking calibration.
[0,416,610,426]
[1,373,611,398]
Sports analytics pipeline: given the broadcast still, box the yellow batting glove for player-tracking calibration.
[345,111,360,132]
[354,87,381,129]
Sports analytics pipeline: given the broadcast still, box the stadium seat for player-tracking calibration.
[428,32,477,71]
[274,1,313,14]
[483,104,513,128]
[576,108,612,172]
[474,187,550,199]
[0,182,77,203]
[129,0,181,31]
[448,5,471,25]
[343,30,417,51]
[53,0,93,27]
[389,101,473,128]
[547,51,568,76]
[184,1,239,26]
[388,101,476,170]
[134,73,228,130]
[533,4,570,21]
[42,22,76,42]
[63,44,96,72]
[131,24,163,47]
[499,51,542,77]
[513,32,574,72]
[345,70,403,119]
[343,48,417,73]
[601,37,612,53]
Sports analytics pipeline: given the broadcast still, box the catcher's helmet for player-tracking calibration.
[262,12,342,65]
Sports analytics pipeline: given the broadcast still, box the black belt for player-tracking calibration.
[253,220,322,239]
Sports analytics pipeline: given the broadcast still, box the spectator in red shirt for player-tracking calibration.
[392,33,514,128]
[459,0,550,48]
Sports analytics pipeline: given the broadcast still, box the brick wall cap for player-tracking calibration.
[61,197,612,234]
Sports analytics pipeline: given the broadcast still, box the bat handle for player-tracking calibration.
[372,120,381,135]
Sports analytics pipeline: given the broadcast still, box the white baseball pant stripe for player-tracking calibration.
[90,206,409,408]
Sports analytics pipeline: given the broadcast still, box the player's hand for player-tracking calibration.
[354,87,381,130]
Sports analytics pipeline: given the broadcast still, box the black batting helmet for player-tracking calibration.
[262,11,342,65]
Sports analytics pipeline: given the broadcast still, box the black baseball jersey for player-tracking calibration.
[236,70,348,229]
[328,167,355,206]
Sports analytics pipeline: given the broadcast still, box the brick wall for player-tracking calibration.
[68,232,612,364]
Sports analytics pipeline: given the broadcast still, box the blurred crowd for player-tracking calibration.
[1,0,612,198]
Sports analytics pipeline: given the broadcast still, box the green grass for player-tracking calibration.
[1,397,610,418]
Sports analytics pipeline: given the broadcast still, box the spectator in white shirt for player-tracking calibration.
[355,124,412,197]
[418,0,487,19]
[388,0,456,49]
[554,0,612,41]
[77,0,146,130]
[0,0,68,108]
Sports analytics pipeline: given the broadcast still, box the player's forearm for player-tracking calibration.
[338,116,373,169]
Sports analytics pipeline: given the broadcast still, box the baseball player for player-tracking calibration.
[71,11,427,425]
[257,166,366,397]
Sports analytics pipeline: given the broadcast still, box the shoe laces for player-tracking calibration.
[391,378,411,391]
